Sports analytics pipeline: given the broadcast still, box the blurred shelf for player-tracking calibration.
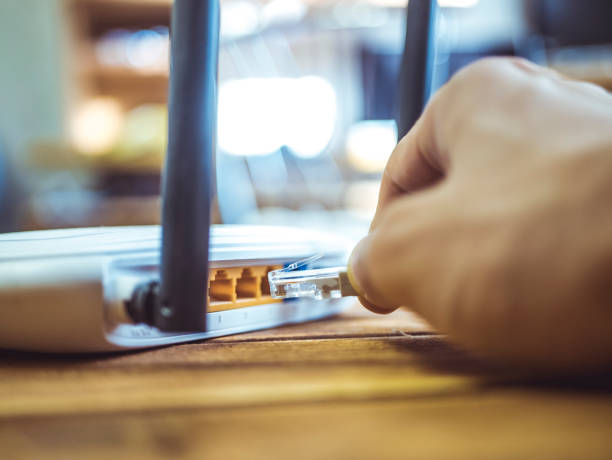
[24,195,163,230]
[84,64,168,78]
[29,142,164,173]
[67,0,172,107]
[69,0,171,37]
[86,66,169,106]
[24,193,222,230]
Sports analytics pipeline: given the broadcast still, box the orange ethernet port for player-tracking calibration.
[236,268,260,300]
[207,265,282,312]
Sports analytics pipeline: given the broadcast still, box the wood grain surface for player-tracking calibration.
[2,303,611,459]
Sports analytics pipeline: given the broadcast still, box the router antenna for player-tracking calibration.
[397,0,438,139]
[158,0,219,331]
[128,0,219,331]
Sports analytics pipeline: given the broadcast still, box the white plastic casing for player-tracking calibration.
[0,225,352,353]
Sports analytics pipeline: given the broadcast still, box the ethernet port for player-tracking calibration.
[209,270,235,302]
[236,269,260,300]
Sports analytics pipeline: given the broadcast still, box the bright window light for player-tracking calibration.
[70,98,124,156]
[218,76,337,158]
[262,0,307,26]
[346,120,397,173]
[221,0,260,38]
[437,0,479,7]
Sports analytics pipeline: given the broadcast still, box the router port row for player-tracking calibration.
[208,265,282,312]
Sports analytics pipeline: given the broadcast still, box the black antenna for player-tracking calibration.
[397,0,438,139]
[128,0,219,331]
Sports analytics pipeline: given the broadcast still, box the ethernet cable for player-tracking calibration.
[268,255,360,300]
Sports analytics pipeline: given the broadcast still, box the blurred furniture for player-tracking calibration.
[526,0,612,47]
[17,0,173,230]
[524,0,612,90]
[68,0,171,108]
[2,302,612,459]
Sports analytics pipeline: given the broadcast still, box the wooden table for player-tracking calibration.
[2,303,611,459]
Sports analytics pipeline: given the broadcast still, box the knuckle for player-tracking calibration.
[430,58,522,140]
[453,57,515,86]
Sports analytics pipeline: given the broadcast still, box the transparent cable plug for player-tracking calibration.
[268,256,358,300]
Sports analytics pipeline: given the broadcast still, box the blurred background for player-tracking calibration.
[0,0,610,237]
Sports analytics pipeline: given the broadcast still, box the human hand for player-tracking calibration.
[349,58,612,372]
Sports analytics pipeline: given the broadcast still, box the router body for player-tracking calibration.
[0,225,352,353]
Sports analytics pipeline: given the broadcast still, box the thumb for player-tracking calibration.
[348,236,399,315]
[348,191,449,315]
